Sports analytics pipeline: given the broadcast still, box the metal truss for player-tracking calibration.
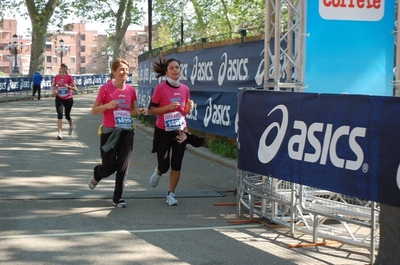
[264,0,305,91]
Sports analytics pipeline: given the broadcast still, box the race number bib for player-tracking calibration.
[164,111,185,131]
[58,87,68,97]
[114,110,133,129]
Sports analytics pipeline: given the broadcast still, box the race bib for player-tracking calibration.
[58,87,68,97]
[114,110,133,129]
[164,111,185,131]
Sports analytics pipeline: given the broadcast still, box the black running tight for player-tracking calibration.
[55,97,74,120]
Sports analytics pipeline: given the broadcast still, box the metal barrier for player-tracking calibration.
[237,171,379,263]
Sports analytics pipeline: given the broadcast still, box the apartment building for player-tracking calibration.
[0,18,148,81]
[0,19,31,75]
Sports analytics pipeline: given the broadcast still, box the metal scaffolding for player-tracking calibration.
[264,0,305,91]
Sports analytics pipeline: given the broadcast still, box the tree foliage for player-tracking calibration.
[72,0,144,59]
[0,0,144,75]
[152,0,264,46]
[1,0,75,75]
[0,0,267,74]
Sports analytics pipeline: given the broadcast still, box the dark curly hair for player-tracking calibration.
[152,56,181,78]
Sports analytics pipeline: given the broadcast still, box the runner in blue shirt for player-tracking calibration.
[31,71,43,100]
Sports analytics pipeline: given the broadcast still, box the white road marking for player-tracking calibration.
[0,224,260,239]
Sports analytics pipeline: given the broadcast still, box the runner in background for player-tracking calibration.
[51,63,78,140]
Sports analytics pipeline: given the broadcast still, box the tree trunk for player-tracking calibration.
[26,0,59,76]
[374,204,400,264]
[112,0,133,59]
[29,29,47,75]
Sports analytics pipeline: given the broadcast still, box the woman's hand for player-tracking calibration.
[106,100,119,109]
[68,85,78,91]
[137,108,148,115]
[186,99,194,109]
[184,99,194,114]
[131,108,148,116]
[168,102,181,110]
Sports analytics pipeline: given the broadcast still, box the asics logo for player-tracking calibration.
[258,105,288,163]
[257,104,368,171]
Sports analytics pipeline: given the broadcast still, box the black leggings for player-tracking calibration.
[94,131,134,203]
[152,126,187,173]
[55,97,73,120]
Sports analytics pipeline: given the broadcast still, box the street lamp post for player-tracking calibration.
[8,34,24,74]
[54,39,69,65]
[101,48,113,74]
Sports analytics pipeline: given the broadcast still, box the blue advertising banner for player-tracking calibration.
[136,86,238,138]
[186,91,238,138]
[237,90,400,207]
[305,1,395,96]
[138,40,267,93]
[0,74,130,93]
[138,40,277,137]
[42,76,54,90]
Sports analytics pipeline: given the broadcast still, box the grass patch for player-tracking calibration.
[206,137,237,159]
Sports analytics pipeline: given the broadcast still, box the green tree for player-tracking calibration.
[72,0,144,59]
[1,0,143,75]
[1,0,69,76]
[152,0,264,46]
[26,0,69,76]
[152,23,174,48]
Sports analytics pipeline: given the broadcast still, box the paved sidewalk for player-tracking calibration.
[0,94,371,265]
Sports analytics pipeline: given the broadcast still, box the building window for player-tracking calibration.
[80,67,86,74]
[71,57,76,63]
[46,67,52,75]
[81,34,86,41]
[46,44,52,51]
[81,56,86,63]
[46,56,52,63]
[53,57,57,63]
[80,46,85,52]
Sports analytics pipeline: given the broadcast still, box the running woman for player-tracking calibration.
[51,63,78,140]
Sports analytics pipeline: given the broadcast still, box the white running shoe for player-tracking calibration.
[57,134,63,140]
[68,124,76,135]
[166,192,178,206]
[113,199,127,208]
[150,167,161,187]
[88,175,97,189]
